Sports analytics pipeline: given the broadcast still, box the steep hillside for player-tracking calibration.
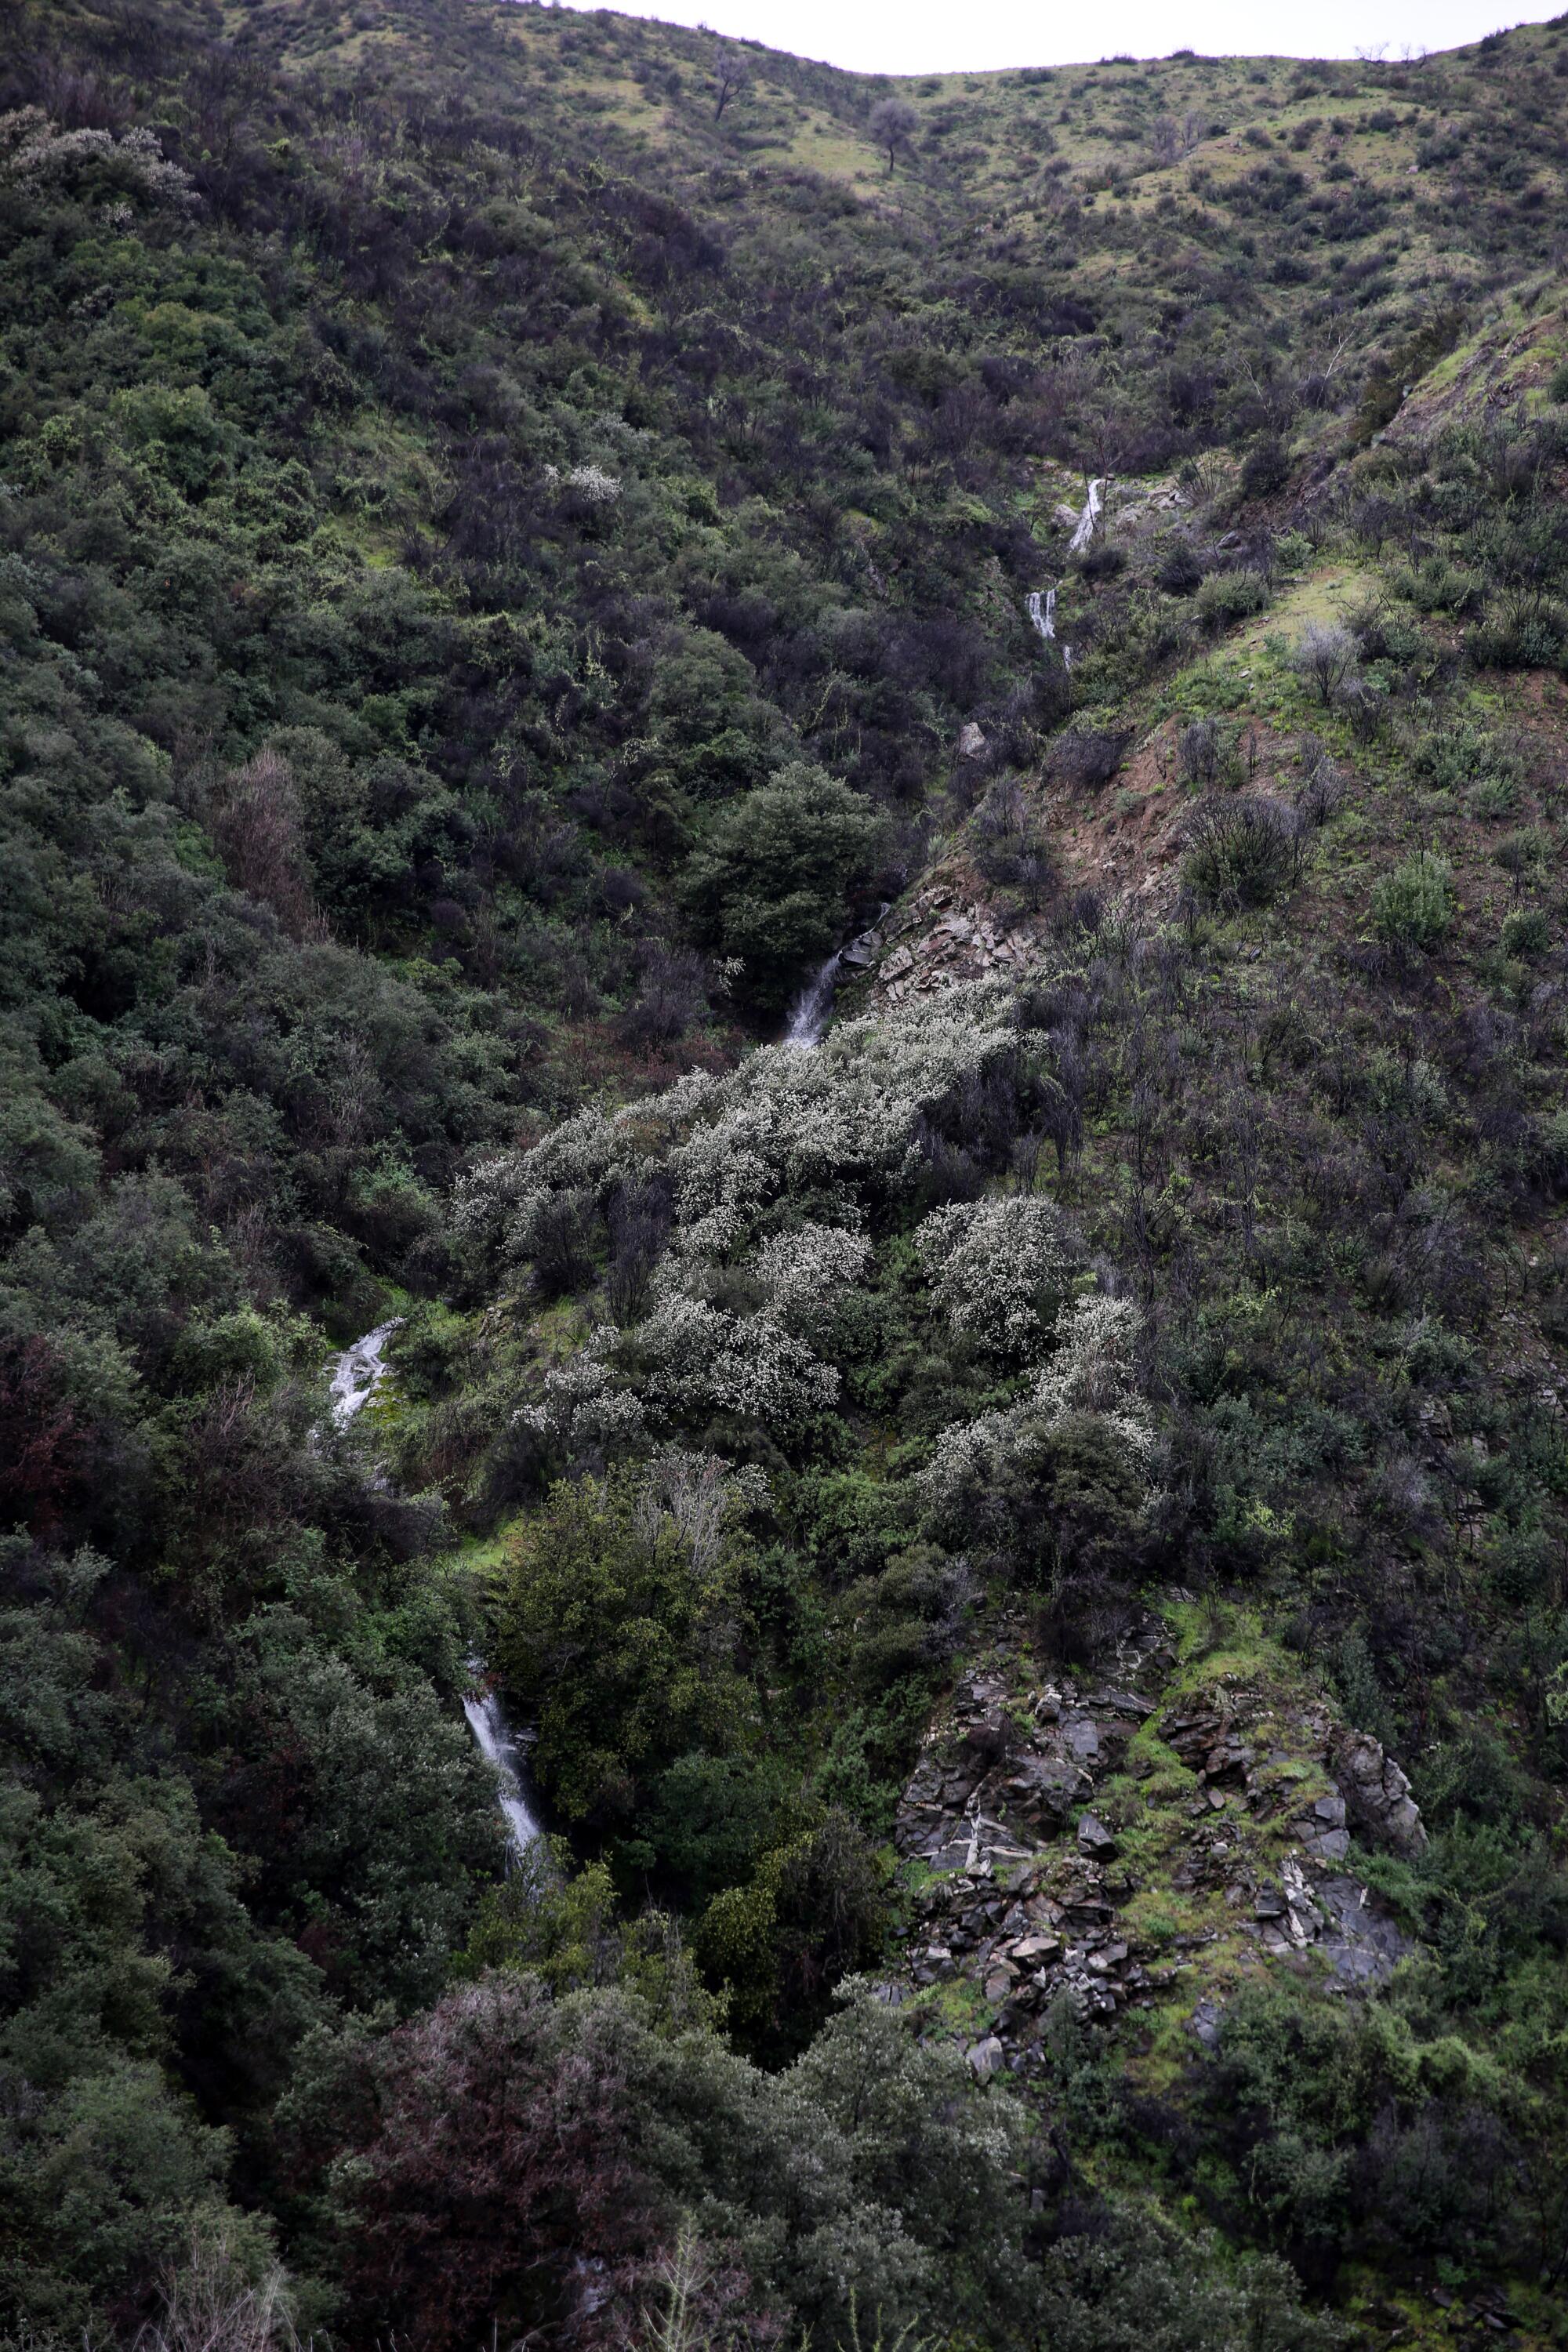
[6,2,1568,2348]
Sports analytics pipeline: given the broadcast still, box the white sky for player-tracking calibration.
[550,0,1563,74]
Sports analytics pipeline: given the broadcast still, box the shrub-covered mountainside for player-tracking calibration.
[9,0,1568,2343]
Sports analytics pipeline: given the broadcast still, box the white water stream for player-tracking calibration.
[1069,475,1105,554]
[1025,586,1056,642]
[782,906,891,1051]
[328,1318,403,1425]
[328,1321,543,1867]
[782,949,844,1049]
[1025,477,1104,666]
[1026,581,1073,670]
[463,1679,546,1860]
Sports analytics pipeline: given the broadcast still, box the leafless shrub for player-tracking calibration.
[615,946,708,1053]
[605,1175,673,1323]
[205,749,321,936]
[1293,620,1358,706]
[1343,680,1385,742]
[969,775,1054,906]
[529,1189,596,1299]
[1145,111,1203,165]
[1052,727,1133,789]
[135,2234,296,2352]
[1178,718,1222,786]
[1182,795,1302,910]
[1296,735,1346,826]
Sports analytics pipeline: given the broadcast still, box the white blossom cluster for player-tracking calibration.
[751,1221,872,1340]
[517,1332,648,1450]
[915,1195,1075,1358]
[0,110,194,207]
[519,1280,840,1450]
[543,461,622,503]
[456,984,1022,1272]
[479,982,1156,1511]
[1029,1294,1150,1442]
[919,1293,1153,1532]
[633,1285,840,1430]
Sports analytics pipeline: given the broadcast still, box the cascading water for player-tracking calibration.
[1069,475,1105,555]
[462,1678,546,1864]
[327,1323,543,1867]
[1026,583,1072,670]
[328,1318,403,1427]
[1026,468,1106,668]
[782,950,843,1050]
[782,905,891,1051]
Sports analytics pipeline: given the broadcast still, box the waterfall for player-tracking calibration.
[782,948,844,1050]
[326,1323,543,1868]
[328,1318,403,1427]
[1069,477,1105,555]
[1026,583,1072,670]
[1026,586,1056,641]
[462,1675,546,1865]
[782,904,891,1051]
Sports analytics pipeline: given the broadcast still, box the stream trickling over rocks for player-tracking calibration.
[782,949,844,1049]
[782,904,891,1049]
[1025,586,1056,642]
[328,1318,403,1425]
[328,1321,543,1868]
[1069,474,1105,554]
[1022,474,1105,667]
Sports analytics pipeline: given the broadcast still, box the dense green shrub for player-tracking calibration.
[1501,903,1552,960]
[493,1472,757,1823]
[1240,434,1291,498]
[1371,851,1455,949]
[1182,796,1301,910]
[1196,568,1271,630]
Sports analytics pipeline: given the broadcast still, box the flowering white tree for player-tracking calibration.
[919,1293,1152,1534]
[915,1196,1076,1359]
[517,1330,648,1451]
[632,1287,840,1432]
[0,109,194,207]
[465,981,1160,1510]
[543,460,622,504]
[456,982,1024,1273]
[751,1221,871,1340]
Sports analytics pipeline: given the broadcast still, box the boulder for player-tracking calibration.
[1077,1813,1118,1859]
[956,721,987,759]
[967,2034,1006,2079]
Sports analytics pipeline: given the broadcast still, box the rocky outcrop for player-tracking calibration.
[884,1612,1421,2078]
[1333,1731,1428,1856]
[866,885,1037,1009]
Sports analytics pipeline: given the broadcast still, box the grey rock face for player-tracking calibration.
[1334,1733,1428,1856]
[887,1613,1428,2073]
[1314,1875,1414,1984]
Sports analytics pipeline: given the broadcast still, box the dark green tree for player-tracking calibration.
[679,765,884,1009]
